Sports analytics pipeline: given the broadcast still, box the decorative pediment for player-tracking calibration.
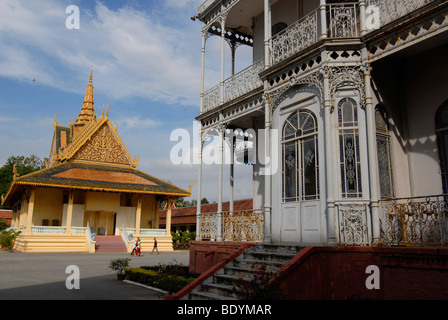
[72,122,133,167]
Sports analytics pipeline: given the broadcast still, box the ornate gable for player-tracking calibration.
[72,122,132,166]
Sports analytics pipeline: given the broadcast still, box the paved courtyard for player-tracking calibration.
[0,250,190,300]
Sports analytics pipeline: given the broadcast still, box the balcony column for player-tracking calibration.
[263,88,272,244]
[217,115,224,241]
[264,0,272,69]
[363,61,381,244]
[65,190,74,234]
[196,129,203,241]
[359,0,367,36]
[230,135,234,213]
[320,0,328,39]
[24,188,36,235]
[200,28,207,114]
[322,67,337,245]
[220,15,227,104]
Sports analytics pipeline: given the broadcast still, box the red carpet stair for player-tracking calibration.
[95,236,128,253]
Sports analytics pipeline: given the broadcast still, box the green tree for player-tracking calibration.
[0,155,46,208]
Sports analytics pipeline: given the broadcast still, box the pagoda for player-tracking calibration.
[2,70,191,253]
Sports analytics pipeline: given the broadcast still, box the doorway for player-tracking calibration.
[84,211,116,236]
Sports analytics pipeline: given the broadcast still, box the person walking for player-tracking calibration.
[152,237,159,254]
[135,237,142,256]
[130,238,137,256]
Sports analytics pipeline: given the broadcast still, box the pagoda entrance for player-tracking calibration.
[84,211,116,236]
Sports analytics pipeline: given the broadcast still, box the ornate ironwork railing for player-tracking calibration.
[203,59,264,113]
[366,0,435,28]
[380,195,448,247]
[336,202,370,246]
[222,209,264,241]
[328,3,359,38]
[224,59,264,104]
[270,9,319,66]
[199,209,264,242]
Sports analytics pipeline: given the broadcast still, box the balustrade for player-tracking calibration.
[199,209,264,242]
[380,195,448,247]
[366,0,435,28]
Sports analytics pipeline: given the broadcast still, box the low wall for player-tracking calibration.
[274,246,448,300]
[189,241,256,274]
[13,233,89,253]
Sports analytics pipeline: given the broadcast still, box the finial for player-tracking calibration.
[101,104,105,118]
[13,165,18,180]
[188,182,194,193]
[106,103,109,118]
[54,113,59,127]
[89,65,93,85]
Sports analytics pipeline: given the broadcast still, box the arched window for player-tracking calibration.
[338,97,362,198]
[436,100,448,194]
[282,109,319,202]
[375,106,394,198]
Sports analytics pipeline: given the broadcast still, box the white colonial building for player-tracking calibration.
[194,0,448,247]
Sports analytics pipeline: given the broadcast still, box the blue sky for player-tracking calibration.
[0,0,254,203]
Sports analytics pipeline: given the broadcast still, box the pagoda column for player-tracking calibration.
[135,195,142,236]
[65,190,74,234]
[24,188,36,234]
[166,198,173,236]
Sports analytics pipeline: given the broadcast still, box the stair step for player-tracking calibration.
[95,236,127,253]
[200,282,236,297]
[190,290,237,300]
[186,244,305,300]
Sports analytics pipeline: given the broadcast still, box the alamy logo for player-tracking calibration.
[170,122,278,175]
[366,5,380,30]
[65,265,80,290]
[66,5,80,30]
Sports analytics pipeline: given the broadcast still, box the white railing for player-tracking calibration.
[31,226,66,234]
[224,59,264,103]
[140,229,167,236]
[203,84,221,113]
[270,9,319,66]
[328,3,359,38]
[203,59,264,113]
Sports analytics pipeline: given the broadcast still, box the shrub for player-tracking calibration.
[108,258,131,275]
[125,267,196,294]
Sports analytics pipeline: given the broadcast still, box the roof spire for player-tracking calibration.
[73,67,96,134]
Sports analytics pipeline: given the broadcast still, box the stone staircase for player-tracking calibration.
[186,244,304,300]
[95,236,128,253]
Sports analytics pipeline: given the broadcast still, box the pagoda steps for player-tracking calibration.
[94,236,128,253]
[188,244,305,300]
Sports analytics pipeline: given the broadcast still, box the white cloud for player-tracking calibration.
[0,0,205,107]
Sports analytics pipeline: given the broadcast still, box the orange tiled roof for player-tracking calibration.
[159,199,253,225]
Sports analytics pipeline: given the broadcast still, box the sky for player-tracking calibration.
[0,0,254,203]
